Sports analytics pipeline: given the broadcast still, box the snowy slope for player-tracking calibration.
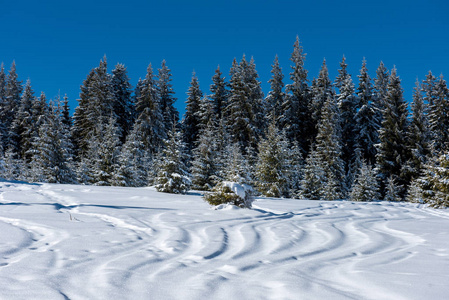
[0,181,448,300]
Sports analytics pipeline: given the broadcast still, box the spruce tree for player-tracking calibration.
[155,124,191,194]
[134,63,165,153]
[10,80,35,160]
[384,175,402,202]
[404,81,430,182]
[355,59,378,165]
[300,147,325,200]
[428,74,449,152]
[349,160,379,202]
[254,122,289,197]
[282,36,311,153]
[373,61,389,125]
[210,65,229,120]
[158,60,179,133]
[310,59,334,140]
[265,55,284,123]
[1,62,23,148]
[182,72,203,152]
[111,63,134,142]
[376,67,409,197]
[418,152,449,208]
[335,56,358,177]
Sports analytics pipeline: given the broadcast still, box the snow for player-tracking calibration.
[1,181,449,300]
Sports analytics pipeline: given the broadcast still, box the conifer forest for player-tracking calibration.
[1,37,448,208]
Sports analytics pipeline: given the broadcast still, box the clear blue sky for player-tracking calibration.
[1,0,448,117]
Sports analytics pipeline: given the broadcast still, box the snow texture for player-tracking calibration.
[0,181,448,299]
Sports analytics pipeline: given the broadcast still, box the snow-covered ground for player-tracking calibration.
[0,181,448,300]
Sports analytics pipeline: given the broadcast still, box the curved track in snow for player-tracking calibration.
[0,182,448,299]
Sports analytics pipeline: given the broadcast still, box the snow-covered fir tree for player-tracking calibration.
[354,59,378,165]
[29,98,76,184]
[300,147,325,200]
[134,63,165,154]
[282,36,311,153]
[111,63,134,142]
[416,152,449,208]
[335,56,358,179]
[428,74,449,152]
[209,65,229,121]
[254,122,289,197]
[115,127,150,187]
[310,59,334,142]
[0,62,22,149]
[190,120,221,191]
[403,81,430,182]
[265,55,285,123]
[10,80,35,160]
[158,60,179,133]
[383,175,402,202]
[286,141,304,198]
[182,72,203,152]
[155,124,191,194]
[373,61,389,125]
[376,67,409,197]
[349,160,379,202]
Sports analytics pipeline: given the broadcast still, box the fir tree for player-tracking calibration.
[210,65,229,120]
[266,55,284,123]
[335,56,358,177]
[404,81,430,182]
[115,127,150,187]
[300,147,325,200]
[0,62,23,148]
[310,59,334,140]
[384,175,402,202]
[10,79,35,160]
[111,63,134,142]
[134,63,165,153]
[376,67,409,197]
[158,60,179,133]
[61,94,72,129]
[373,61,389,125]
[155,124,191,194]
[417,153,449,208]
[349,160,379,202]
[428,74,449,152]
[282,36,311,153]
[190,120,221,191]
[355,59,378,165]
[182,72,203,152]
[254,122,289,197]
[286,141,304,198]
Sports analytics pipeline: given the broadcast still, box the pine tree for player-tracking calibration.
[111,63,134,142]
[355,59,378,165]
[373,61,389,125]
[286,141,303,198]
[210,65,229,120]
[61,94,72,129]
[0,63,6,150]
[134,63,165,153]
[335,56,358,177]
[10,80,35,160]
[349,160,379,202]
[376,67,409,197]
[225,56,261,151]
[310,59,334,141]
[428,74,449,152]
[222,142,252,184]
[182,72,203,152]
[30,98,76,184]
[417,153,449,208]
[88,116,122,186]
[282,36,311,153]
[403,81,430,182]
[384,175,402,202]
[115,127,150,187]
[155,124,191,194]
[266,55,284,123]
[190,120,221,191]
[300,147,325,200]
[254,122,289,197]
[0,62,23,148]
[158,60,179,133]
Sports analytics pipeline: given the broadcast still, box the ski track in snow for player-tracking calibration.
[0,182,449,299]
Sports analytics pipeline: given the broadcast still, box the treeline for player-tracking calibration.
[1,37,448,208]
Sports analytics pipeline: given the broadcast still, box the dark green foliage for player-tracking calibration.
[183,72,203,151]
[204,182,253,208]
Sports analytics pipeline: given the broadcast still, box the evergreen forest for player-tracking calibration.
[1,37,448,208]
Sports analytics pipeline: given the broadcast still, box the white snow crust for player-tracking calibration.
[0,181,448,299]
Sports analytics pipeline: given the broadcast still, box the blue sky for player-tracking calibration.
[1,0,448,117]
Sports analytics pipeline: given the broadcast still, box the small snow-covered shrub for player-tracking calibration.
[204,181,254,208]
